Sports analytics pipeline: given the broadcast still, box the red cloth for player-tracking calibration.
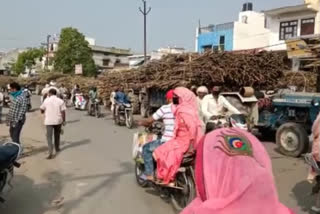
[154,87,203,184]
[166,89,174,100]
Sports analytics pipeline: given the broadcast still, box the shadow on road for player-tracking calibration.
[59,161,133,214]
[0,171,64,214]
[292,180,314,213]
[61,139,91,152]
[66,119,81,124]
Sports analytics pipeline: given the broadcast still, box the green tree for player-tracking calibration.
[54,27,96,76]
[13,48,45,75]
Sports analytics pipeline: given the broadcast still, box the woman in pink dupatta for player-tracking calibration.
[181,128,294,214]
[154,87,203,184]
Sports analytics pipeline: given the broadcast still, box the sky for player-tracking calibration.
[0,0,302,53]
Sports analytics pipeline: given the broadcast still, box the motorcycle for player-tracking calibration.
[3,95,10,108]
[0,142,22,203]
[133,122,196,211]
[114,103,133,129]
[74,93,87,110]
[88,98,101,118]
[205,114,248,134]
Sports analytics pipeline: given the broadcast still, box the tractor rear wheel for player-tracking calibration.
[276,123,308,157]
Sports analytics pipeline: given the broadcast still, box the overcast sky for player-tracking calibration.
[0,0,302,53]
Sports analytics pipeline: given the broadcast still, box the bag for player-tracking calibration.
[132,132,157,160]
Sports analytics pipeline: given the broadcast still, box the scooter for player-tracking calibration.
[133,122,196,211]
[74,93,87,110]
[0,142,22,203]
[114,103,133,129]
[205,114,248,134]
[88,98,102,118]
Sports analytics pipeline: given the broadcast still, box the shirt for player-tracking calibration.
[115,92,129,104]
[152,104,175,142]
[7,93,28,124]
[40,95,66,125]
[201,94,240,122]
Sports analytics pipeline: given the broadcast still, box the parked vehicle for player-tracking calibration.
[133,123,196,211]
[3,95,10,108]
[88,98,102,118]
[0,142,22,203]
[114,103,133,128]
[139,88,167,118]
[74,93,87,110]
[257,92,320,157]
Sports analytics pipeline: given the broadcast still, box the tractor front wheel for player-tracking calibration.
[276,123,308,157]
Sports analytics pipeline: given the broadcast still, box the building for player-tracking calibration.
[264,0,320,50]
[196,3,269,52]
[43,35,132,72]
[0,48,26,75]
[90,45,132,72]
[151,47,185,60]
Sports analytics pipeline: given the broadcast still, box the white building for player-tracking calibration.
[264,0,320,50]
[151,47,185,60]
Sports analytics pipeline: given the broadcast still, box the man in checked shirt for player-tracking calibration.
[6,82,28,144]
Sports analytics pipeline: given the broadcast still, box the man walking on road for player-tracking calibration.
[40,89,66,159]
[6,82,28,144]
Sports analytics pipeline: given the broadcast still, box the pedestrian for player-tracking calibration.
[6,82,28,144]
[0,89,4,123]
[40,88,66,159]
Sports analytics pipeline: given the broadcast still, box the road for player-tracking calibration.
[0,96,316,214]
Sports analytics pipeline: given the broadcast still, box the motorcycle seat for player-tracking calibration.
[0,144,20,171]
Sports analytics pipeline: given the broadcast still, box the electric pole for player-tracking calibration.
[46,35,51,70]
[139,0,151,64]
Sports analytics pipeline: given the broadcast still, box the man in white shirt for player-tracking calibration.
[196,86,208,123]
[201,86,240,124]
[138,90,175,181]
[40,88,66,159]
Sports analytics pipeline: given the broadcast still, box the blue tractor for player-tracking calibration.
[258,92,320,157]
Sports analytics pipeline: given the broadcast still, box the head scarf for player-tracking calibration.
[10,90,22,99]
[166,89,174,100]
[182,128,294,214]
[197,86,209,94]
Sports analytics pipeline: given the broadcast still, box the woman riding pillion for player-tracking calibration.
[181,128,294,214]
[153,87,203,185]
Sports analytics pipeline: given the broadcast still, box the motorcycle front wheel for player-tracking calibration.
[126,111,133,129]
[170,172,196,212]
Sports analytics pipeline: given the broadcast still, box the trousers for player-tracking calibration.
[46,125,62,155]
[10,120,25,144]
[142,139,164,176]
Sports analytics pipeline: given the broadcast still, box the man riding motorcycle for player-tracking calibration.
[114,88,130,116]
[201,86,240,133]
[88,87,98,115]
[138,90,175,181]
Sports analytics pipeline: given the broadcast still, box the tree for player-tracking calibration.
[54,27,96,76]
[12,48,45,75]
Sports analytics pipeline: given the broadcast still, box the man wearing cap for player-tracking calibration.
[138,89,175,181]
[196,86,209,122]
[201,85,240,124]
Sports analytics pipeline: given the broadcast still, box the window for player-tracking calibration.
[102,59,110,66]
[279,20,298,40]
[202,45,213,51]
[219,36,225,51]
[301,18,315,36]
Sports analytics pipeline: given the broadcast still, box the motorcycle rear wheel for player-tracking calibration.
[171,172,196,212]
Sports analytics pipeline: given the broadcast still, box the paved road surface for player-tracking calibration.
[0,97,316,214]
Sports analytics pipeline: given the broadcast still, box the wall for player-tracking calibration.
[92,51,129,70]
[266,10,318,51]
[197,27,234,52]
[233,11,270,50]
